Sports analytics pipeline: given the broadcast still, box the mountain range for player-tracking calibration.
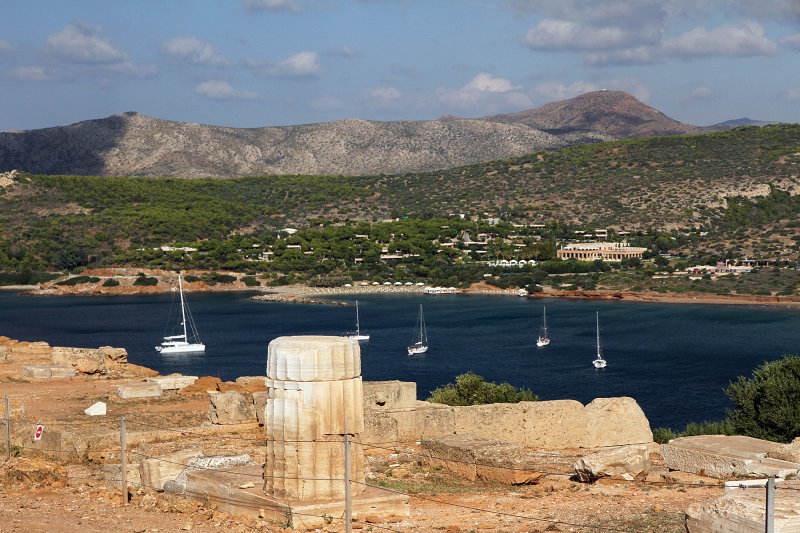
[0,90,740,179]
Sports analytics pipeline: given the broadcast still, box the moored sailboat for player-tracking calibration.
[345,300,370,341]
[407,304,429,355]
[592,311,606,369]
[155,274,205,354]
[536,305,550,347]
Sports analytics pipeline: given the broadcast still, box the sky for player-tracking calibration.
[1,0,799,132]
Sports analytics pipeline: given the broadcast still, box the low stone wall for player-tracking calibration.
[359,381,653,448]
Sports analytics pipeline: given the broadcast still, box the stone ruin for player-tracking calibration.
[264,335,365,501]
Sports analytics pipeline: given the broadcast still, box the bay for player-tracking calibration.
[1,290,797,430]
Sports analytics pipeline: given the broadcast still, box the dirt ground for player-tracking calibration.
[0,344,724,533]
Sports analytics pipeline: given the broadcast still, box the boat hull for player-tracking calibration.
[536,337,550,347]
[156,342,206,354]
[408,344,428,355]
[593,358,607,369]
[346,334,370,341]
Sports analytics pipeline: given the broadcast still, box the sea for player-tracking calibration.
[1,290,797,431]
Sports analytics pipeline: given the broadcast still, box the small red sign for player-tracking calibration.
[34,425,44,441]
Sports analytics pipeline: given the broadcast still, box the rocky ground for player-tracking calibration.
[0,337,725,533]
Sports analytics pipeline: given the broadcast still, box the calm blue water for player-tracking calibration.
[1,290,797,430]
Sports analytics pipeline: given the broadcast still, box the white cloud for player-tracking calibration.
[583,46,661,66]
[8,65,56,82]
[523,19,643,51]
[309,95,345,111]
[0,40,13,52]
[241,0,305,13]
[327,46,360,58]
[780,33,800,50]
[438,73,531,111]
[45,21,128,64]
[368,86,402,102]
[245,51,322,78]
[160,37,229,67]
[663,21,777,58]
[689,86,714,100]
[195,80,258,100]
[531,80,601,102]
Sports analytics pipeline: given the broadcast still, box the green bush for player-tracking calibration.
[725,355,800,442]
[133,275,158,286]
[426,372,538,406]
[652,427,677,444]
[102,278,120,287]
[183,275,201,283]
[241,275,260,287]
[56,275,100,286]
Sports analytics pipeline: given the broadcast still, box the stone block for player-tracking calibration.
[117,382,163,399]
[767,437,800,463]
[363,380,417,410]
[524,399,587,448]
[452,402,527,444]
[235,376,268,393]
[147,374,198,390]
[84,401,107,416]
[51,346,105,374]
[208,391,256,425]
[583,397,653,447]
[22,365,76,379]
[363,408,399,444]
[415,402,455,438]
[573,444,650,480]
[686,479,800,533]
[661,435,800,479]
[139,450,204,490]
[251,390,268,426]
[103,462,141,488]
[421,434,543,485]
[165,454,256,495]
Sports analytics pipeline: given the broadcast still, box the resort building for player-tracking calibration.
[557,241,647,261]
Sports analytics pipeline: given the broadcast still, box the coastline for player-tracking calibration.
[5,267,800,308]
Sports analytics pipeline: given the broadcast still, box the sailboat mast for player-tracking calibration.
[355,301,360,335]
[179,274,188,342]
[595,311,600,356]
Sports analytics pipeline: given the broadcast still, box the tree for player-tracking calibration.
[725,355,800,443]
[427,372,538,406]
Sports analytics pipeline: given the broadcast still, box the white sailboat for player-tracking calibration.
[407,304,429,355]
[536,305,550,347]
[155,274,205,354]
[345,300,370,341]
[592,311,607,369]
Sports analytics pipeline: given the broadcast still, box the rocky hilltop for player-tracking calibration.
[0,90,710,178]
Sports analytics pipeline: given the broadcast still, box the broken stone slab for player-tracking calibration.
[573,444,651,481]
[147,374,198,390]
[117,382,163,399]
[661,435,800,479]
[767,437,800,463]
[139,450,204,490]
[164,454,256,495]
[22,365,76,379]
[686,479,800,533]
[251,390,268,426]
[84,401,107,416]
[208,391,256,425]
[421,434,544,485]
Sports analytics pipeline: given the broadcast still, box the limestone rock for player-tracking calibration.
[583,397,653,447]
[208,391,256,425]
[767,437,800,463]
[686,479,800,533]
[147,374,198,390]
[363,380,416,410]
[421,434,544,485]
[251,391,268,426]
[573,444,650,481]
[117,382,163,399]
[103,462,141,488]
[178,376,222,396]
[235,376,268,393]
[52,345,128,374]
[0,457,67,487]
[139,450,204,490]
[22,365,76,379]
[165,454,256,495]
[84,401,107,416]
[217,381,248,394]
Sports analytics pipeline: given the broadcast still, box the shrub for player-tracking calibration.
[102,278,120,287]
[183,275,201,283]
[133,275,158,286]
[427,372,538,406]
[56,275,100,286]
[725,355,800,443]
[242,275,260,287]
[652,427,677,444]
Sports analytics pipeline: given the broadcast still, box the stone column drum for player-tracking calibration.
[264,336,365,501]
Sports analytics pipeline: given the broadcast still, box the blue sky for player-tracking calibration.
[1,0,799,131]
